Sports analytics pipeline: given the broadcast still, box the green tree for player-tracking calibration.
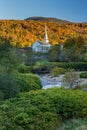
[63,36,85,61]
[0,37,20,100]
[64,37,75,49]
[64,36,85,52]
[0,72,20,100]
[62,47,79,61]
[48,45,60,62]
[75,36,85,53]
[0,37,18,73]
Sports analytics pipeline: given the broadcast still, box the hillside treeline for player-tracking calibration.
[0,20,87,47]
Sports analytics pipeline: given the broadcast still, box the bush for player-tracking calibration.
[53,62,87,71]
[16,73,42,92]
[18,64,32,73]
[0,72,42,100]
[0,72,20,100]
[80,72,87,78]
[80,84,87,91]
[51,67,65,77]
[79,53,87,62]
[32,62,52,74]
[0,88,87,130]
[32,62,87,74]
[62,70,80,89]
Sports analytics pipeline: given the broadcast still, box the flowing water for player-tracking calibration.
[39,74,63,89]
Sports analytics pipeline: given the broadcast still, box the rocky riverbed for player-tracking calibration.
[39,74,63,89]
[38,72,87,89]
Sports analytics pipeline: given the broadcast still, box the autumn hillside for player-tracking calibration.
[0,18,87,47]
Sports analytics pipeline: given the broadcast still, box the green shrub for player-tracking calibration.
[0,88,87,130]
[0,72,20,100]
[80,72,87,78]
[32,62,87,74]
[80,84,87,91]
[32,63,52,74]
[79,53,87,62]
[14,111,59,130]
[62,69,80,89]
[0,72,42,100]
[80,84,87,88]
[16,73,42,92]
[51,67,65,77]
[53,62,87,71]
[55,62,87,71]
[18,64,32,73]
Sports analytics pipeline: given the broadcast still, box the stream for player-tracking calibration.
[38,72,87,89]
[38,74,63,89]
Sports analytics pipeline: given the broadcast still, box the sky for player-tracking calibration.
[0,0,87,22]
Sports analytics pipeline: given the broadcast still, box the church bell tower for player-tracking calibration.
[44,23,49,43]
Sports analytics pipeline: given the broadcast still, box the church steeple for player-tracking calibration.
[44,23,49,43]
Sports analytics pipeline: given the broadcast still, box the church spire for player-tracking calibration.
[44,23,49,43]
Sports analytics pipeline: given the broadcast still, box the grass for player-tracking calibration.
[57,118,87,130]
[80,72,87,78]
[80,84,87,91]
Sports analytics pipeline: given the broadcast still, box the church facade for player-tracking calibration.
[32,24,51,53]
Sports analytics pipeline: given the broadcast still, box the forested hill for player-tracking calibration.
[0,19,87,47]
[25,16,71,23]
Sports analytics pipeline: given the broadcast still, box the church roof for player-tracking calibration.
[39,41,50,44]
[37,41,51,46]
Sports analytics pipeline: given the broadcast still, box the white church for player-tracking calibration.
[32,24,52,53]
